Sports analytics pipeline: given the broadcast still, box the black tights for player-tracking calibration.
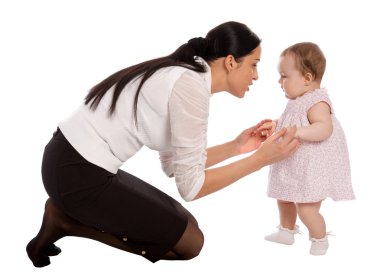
[26,198,204,267]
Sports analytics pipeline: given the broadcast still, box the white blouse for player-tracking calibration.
[59,61,212,201]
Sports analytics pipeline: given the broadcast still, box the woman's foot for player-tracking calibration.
[43,243,62,256]
[26,198,69,267]
[26,238,61,267]
[27,197,143,266]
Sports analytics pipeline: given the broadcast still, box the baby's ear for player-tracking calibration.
[304,72,314,85]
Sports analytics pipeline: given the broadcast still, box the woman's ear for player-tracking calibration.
[224,55,236,73]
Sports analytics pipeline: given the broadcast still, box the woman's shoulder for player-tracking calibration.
[140,66,190,93]
[149,66,208,88]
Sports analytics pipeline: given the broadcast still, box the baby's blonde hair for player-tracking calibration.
[281,42,326,81]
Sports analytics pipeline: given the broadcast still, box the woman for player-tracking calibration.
[26,21,299,267]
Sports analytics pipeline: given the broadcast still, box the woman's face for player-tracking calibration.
[227,45,261,98]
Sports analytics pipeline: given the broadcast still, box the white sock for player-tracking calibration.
[310,235,329,255]
[264,225,300,245]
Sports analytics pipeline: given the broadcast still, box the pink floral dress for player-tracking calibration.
[267,88,355,203]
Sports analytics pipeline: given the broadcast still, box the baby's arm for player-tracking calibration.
[296,102,333,141]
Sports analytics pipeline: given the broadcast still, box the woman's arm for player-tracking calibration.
[296,102,333,141]
[194,126,299,200]
[205,141,238,168]
[169,72,295,201]
[206,120,276,168]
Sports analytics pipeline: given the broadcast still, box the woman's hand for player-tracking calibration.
[196,125,298,201]
[234,119,276,155]
[253,126,299,166]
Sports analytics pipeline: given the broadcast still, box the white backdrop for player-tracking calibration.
[1,0,379,278]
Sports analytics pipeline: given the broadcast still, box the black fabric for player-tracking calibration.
[41,128,189,262]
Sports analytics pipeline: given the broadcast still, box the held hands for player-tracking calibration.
[254,126,300,166]
[234,119,276,155]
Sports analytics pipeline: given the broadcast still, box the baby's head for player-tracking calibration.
[278,42,326,99]
[281,42,326,82]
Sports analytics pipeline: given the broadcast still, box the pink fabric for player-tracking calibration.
[267,88,355,203]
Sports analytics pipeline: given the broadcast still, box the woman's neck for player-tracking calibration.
[209,58,229,94]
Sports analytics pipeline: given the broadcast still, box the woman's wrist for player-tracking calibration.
[229,139,242,157]
[248,151,265,171]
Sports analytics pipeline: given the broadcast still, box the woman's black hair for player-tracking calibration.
[84,21,261,121]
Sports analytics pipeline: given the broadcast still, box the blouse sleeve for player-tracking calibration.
[158,150,174,177]
[168,70,209,201]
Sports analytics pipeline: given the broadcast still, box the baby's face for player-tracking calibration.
[277,54,308,100]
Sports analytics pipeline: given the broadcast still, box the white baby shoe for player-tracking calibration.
[310,235,329,255]
[265,225,301,245]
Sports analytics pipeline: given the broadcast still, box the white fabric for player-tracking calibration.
[59,61,211,201]
[310,235,329,255]
[264,225,301,245]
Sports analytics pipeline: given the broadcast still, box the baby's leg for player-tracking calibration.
[264,200,299,245]
[297,201,329,255]
[296,201,325,238]
[278,200,297,229]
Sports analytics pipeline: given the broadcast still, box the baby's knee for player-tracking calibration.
[296,202,322,219]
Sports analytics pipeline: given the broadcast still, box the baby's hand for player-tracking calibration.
[257,121,276,138]
[285,125,299,139]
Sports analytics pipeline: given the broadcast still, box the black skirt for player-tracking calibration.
[41,128,189,262]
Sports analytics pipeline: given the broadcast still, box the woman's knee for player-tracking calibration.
[174,221,204,260]
[184,228,204,260]
[192,227,204,256]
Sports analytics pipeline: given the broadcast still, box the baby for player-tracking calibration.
[265,42,355,255]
